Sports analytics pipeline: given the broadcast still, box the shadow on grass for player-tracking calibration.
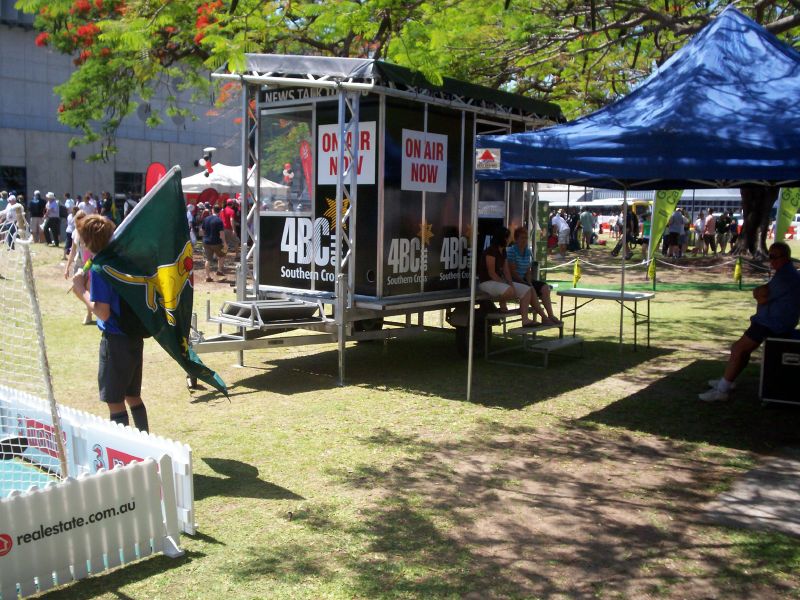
[42,550,204,600]
[232,335,670,408]
[580,359,800,452]
[194,457,304,501]
[230,421,800,598]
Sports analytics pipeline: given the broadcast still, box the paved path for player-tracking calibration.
[705,448,800,538]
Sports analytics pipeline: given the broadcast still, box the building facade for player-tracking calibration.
[0,5,238,199]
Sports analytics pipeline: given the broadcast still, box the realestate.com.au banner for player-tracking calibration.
[1,499,138,558]
[0,460,168,598]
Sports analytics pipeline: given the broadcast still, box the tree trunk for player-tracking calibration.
[733,186,778,260]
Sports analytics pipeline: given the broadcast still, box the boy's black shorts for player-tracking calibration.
[98,332,144,404]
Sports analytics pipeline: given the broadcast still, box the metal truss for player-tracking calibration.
[335,90,360,385]
[238,82,260,302]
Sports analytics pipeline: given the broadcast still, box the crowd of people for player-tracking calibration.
[542,205,743,261]
[187,196,241,282]
[0,189,138,254]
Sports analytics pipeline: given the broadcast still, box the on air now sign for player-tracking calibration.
[401,129,448,193]
[317,121,376,185]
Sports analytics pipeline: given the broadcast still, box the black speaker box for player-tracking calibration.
[760,337,800,405]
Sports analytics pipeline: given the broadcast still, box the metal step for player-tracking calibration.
[208,298,328,330]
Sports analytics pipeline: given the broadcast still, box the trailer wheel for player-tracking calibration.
[454,320,487,359]
[353,318,384,333]
[353,318,384,343]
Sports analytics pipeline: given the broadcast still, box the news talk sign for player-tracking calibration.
[401,129,448,193]
[317,121,376,185]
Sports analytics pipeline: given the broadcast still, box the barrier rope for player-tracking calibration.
[539,257,577,271]
[578,258,648,270]
[541,254,770,275]
[653,257,738,270]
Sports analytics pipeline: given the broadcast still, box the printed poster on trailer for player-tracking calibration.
[401,129,448,193]
[317,121,376,185]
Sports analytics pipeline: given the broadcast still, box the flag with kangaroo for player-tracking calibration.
[89,166,227,395]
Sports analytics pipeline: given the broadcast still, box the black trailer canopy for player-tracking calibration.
[239,53,565,124]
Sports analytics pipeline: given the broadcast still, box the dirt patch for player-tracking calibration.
[345,424,798,599]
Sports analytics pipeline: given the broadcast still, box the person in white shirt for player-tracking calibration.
[1,195,22,247]
[44,192,61,246]
[63,206,77,259]
[81,192,98,215]
[693,212,705,254]
[63,210,93,325]
[551,210,570,258]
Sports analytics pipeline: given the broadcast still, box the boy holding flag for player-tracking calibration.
[71,215,150,431]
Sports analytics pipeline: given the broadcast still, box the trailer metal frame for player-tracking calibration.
[199,56,562,385]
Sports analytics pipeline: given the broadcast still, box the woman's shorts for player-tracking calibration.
[479,280,528,298]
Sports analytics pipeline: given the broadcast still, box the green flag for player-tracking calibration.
[648,189,683,261]
[775,188,800,243]
[90,167,227,395]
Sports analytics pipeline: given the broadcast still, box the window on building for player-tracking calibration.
[114,171,144,199]
[0,166,27,196]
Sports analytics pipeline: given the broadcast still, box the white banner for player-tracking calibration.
[0,385,194,535]
[317,121,376,185]
[401,129,448,193]
[0,459,181,599]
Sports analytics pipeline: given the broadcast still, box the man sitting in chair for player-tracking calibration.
[478,226,539,327]
[699,242,800,402]
[506,226,562,325]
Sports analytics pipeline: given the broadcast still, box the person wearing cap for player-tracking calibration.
[44,192,61,247]
[28,190,45,243]
[220,198,239,254]
[1,195,22,248]
[699,242,800,402]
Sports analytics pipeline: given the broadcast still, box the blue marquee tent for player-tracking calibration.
[475,7,800,190]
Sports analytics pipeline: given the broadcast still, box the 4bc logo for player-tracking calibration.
[280,217,338,267]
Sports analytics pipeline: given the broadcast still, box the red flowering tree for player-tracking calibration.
[17,0,800,161]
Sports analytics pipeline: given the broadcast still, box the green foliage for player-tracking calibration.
[17,0,800,155]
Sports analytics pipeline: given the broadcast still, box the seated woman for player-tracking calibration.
[477,227,539,327]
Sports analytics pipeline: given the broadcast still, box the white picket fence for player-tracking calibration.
[0,384,195,535]
[0,456,182,599]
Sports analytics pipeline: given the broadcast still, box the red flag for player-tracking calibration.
[145,162,167,193]
[299,141,313,197]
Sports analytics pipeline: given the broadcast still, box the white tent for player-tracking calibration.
[181,163,287,196]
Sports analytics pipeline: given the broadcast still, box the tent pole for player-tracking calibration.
[530,183,539,277]
[467,181,480,402]
[620,190,627,352]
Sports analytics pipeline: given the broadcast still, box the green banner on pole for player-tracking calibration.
[648,190,683,261]
[775,188,800,242]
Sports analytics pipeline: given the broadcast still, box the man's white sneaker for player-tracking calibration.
[698,388,730,402]
[707,379,736,390]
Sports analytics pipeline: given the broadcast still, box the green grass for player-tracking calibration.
[18,241,800,599]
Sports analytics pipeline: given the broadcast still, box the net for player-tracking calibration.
[0,209,68,495]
